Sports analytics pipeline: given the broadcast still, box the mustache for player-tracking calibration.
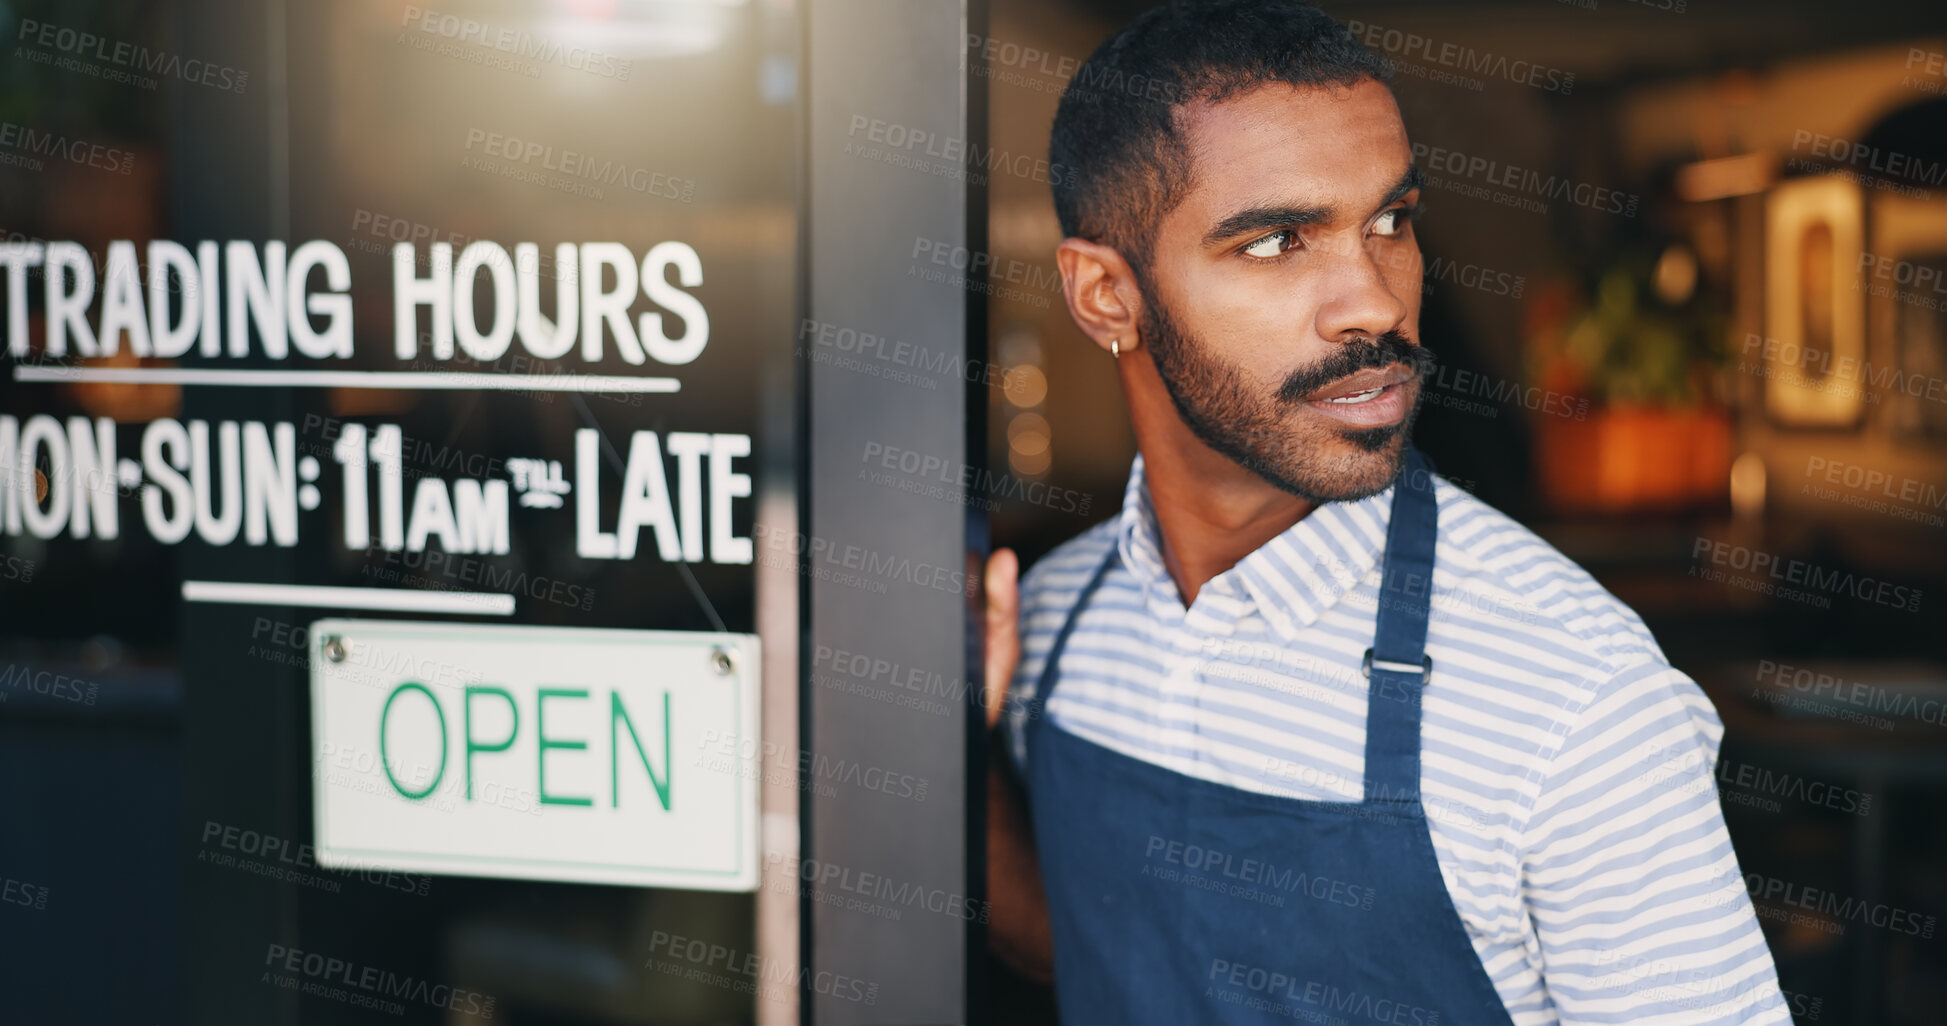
[1274,330,1433,404]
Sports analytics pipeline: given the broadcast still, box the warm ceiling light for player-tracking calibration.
[1674,152,1776,201]
[1654,245,1699,305]
[1004,365,1047,408]
[1009,447,1051,477]
[1730,451,1766,519]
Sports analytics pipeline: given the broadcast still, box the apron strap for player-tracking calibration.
[1363,447,1439,800]
[1023,448,1441,802]
[1023,543,1118,744]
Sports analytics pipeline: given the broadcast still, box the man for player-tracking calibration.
[981,2,1790,1023]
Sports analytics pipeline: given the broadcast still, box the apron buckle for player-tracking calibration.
[1362,647,1431,679]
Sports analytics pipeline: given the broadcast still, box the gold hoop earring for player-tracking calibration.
[1111,338,1121,359]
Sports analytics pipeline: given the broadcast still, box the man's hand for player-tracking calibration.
[984,548,1055,983]
[984,548,1020,731]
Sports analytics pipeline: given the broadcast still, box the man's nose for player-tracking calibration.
[1312,242,1412,345]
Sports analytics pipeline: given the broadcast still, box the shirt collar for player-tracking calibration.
[1114,451,1396,642]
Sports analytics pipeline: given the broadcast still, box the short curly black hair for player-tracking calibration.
[1048,0,1391,275]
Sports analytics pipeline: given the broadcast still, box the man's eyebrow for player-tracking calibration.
[1201,203,1331,249]
[1199,164,1426,250]
[1378,164,1425,211]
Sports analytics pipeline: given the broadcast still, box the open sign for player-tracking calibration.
[309,619,759,890]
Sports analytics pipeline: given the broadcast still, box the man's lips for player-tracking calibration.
[1298,365,1417,427]
[1300,365,1417,403]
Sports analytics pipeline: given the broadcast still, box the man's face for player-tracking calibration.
[1139,77,1425,504]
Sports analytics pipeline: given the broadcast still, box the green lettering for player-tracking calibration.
[612,691,672,810]
[464,685,519,800]
[379,682,446,800]
[537,688,593,806]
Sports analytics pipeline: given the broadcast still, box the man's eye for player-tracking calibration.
[1243,229,1296,259]
[1373,208,1410,237]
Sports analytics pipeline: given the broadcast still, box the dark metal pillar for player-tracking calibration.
[803,0,987,1021]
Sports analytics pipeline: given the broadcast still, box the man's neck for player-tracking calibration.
[1136,435,1315,609]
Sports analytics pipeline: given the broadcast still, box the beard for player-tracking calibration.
[1138,283,1429,504]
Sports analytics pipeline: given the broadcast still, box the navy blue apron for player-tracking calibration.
[1024,449,1517,1026]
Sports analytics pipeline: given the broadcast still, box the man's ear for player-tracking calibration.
[1054,238,1144,356]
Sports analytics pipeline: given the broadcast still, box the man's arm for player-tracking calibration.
[984,549,1055,982]
[1521,660,1791,1024]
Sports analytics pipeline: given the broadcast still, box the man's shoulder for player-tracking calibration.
[1429,477,1666,676]
[1017,517,1121,613]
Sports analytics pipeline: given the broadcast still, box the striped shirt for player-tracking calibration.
[1003,453,1790,1026]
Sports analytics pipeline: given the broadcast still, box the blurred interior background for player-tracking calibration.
[3,0,1946,1022]
[985,0,1947,1022]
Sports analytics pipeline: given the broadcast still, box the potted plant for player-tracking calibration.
[1528,246,1733,513]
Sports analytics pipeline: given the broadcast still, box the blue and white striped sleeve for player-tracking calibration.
[1519,659,1792,1025]
[1000,558,1055,778]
